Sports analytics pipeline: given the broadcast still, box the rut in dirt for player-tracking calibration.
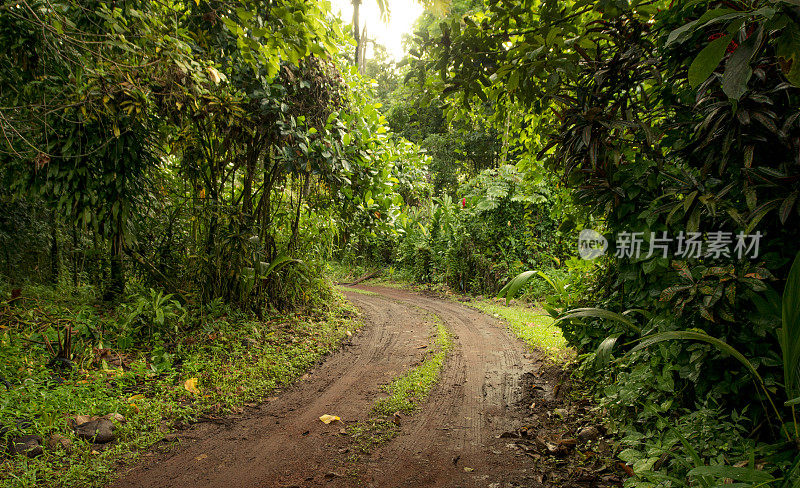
[111,285,547,488]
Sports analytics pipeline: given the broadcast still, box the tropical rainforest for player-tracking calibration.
[0,0,799,487]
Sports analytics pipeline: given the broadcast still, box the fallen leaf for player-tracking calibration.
[195,454,207,461]
[105,413,126,423]
[91,450,100,455]
[127,394,145,402]
[319,414,340,424]
[463,467,474,472]
[184,378,200,395]
[618,462,635,477]
[73,415,96,425]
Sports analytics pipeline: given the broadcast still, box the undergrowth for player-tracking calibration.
[0,285,360,488]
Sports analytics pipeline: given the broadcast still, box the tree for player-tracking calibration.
[350,0,449,69]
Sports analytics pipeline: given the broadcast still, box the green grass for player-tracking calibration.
[348,316,452,453]
[470,301,570,360]
[373,317,452,415]
[0,286,361,488]
[326,261,416,289]
[335,286,378,296]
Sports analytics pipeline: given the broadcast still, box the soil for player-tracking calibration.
[110,285,621,488]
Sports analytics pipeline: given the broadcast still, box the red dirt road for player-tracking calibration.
[111,285,544,488]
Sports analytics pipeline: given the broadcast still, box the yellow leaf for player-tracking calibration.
[127,394,145,402]
[207,67,221,84]
[113,124,120,138]
[318,414,340,424]
[194,0,200,4]
[184,377,200,394]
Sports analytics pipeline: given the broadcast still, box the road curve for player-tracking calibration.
[111,285,541,488]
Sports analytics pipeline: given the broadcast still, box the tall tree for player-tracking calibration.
[350,0,448,69]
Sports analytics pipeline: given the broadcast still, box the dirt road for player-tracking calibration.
[112,285,545,488]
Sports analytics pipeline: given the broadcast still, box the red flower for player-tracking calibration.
[462,198,466,208]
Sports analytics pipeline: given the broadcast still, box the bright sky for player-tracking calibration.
[328,0,425,62]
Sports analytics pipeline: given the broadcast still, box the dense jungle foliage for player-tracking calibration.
[1,0,799,486]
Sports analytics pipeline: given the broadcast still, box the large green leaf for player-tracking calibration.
[688,465,775,483]
[498,270,562,303]
[722,39,756,100]
[595,334,620,366]
[781,251,800,401]
[256,253,301,279]
[555,308,641,335]
[689,35,732,88]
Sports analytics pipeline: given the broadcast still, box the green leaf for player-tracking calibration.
[555,308,641,335]
[498,270,563,302]
[781,251,800,401]
[595,334,620,366]
[722,36,756,100]
[689,35,732,88]
[666,19,698,46]
[688,465,775,483]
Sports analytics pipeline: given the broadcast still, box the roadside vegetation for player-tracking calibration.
[2,0,799,487]
[469,302,569,361]
[0,283,359,488]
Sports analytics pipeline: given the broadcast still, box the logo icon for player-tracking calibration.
[578,229,608,260]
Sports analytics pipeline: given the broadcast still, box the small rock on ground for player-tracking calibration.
[46,433,74,453]
[75,419,115,444]
[9,435,43,457]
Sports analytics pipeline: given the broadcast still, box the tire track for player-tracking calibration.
[111,292,435,488]
[338,286,538,488]
[111,286,540,488]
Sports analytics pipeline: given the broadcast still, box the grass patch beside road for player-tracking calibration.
[0,286,360,488]
[470,301,570,360]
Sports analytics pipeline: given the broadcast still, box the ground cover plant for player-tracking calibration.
[2,0,800,486]
[0,284,359,487]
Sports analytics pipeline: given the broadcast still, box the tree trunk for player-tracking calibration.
[352,0,362,67]
[49,209,59,285]
[71,223,79,287]
[106,225,124,301]
[289,172,311,254]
